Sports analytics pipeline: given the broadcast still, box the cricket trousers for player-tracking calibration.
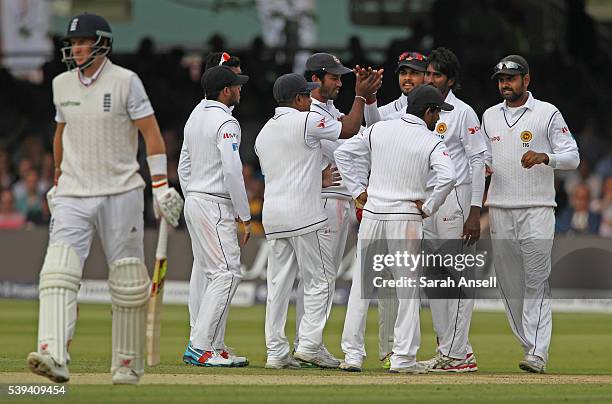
[341,218,422,368]
[294,198,354,348]
[489,206,554,362]
[184,195,242,351]
[423,184,475,359]
[265,227,335,360]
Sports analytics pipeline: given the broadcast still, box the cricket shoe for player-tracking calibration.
[184,346,232,367]
[265,355,301,369]
[519,354,546,374]
[27,352,70,383]
[426,353,478,373]
[389,362,429,374]
[182,341,192,364]
[339,361,362,372]
[294,350,340,369]
[219,348,249,367]
[112,365,140,385]
[380,352,392,370]
[318,345,341,368]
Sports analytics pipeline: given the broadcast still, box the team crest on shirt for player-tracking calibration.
[520,130,532,147]
[316,118,326,128]
[435,122,447,139]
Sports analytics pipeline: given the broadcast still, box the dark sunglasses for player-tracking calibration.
[493,61,525,73]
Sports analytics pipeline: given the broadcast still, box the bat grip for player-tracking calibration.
[155,217,169,259]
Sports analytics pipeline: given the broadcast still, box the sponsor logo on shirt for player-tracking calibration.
[468,126,480,134]
[223,133,237,139]
[520,130,532,147]
[561,126,570,134]
[442,151,450,157]
[59,100,80,107]
[490,135,501,142]
[316,118,326,128]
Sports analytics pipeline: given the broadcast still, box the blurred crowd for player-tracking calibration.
[1,1,611,237]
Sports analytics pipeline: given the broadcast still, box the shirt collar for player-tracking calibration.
[310,96,334,109]
[205,99,232,114]
[274,106,299,116]
[401,113,427,127]
[501,91,535,111]
[78,58,109,87]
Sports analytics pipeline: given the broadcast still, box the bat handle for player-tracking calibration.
[155,217,169,259]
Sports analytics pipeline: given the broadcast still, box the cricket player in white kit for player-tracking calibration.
[179,66,251,367]
[27,13,183,385]
[256,72,380,369]
[335,85,456,373]
[482,55,579,373]
[177,53,246,367]
[363,51,429,368]
[291,53,381,365]
[418,47,487,372]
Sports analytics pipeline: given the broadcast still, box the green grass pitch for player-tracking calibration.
[1,298,611,403]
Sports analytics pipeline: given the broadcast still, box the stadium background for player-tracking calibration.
[1,1,612,402]
[0,0,610,303]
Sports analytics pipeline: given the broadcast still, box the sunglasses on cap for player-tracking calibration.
[398,52,427,62]
[493,61,525,73]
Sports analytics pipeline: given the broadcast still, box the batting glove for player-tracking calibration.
[152,179,184,227]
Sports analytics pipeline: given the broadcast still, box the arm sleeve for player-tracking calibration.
[469,152,485,207]
[364,95,407,126]
[546,111,580,170]
[177,139,191,196]
[54,107,65,123]
[217,121,251,221]
[423,142,457,216]
[305,111,342,147]
[334,129,372,198]
[460,109,487,207]
[127,74,155,120]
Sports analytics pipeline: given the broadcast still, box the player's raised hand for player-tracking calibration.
[521,150,549,169]
[322,164,341,188]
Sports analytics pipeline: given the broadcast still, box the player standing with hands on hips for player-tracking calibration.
[482,55,579,373]
[180,66,251,367]
[335,85,456,373]
[27,13,183,385]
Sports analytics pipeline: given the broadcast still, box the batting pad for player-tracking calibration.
[108,258,150,376]
[38,243,83,366]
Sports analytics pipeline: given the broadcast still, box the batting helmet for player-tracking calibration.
[60,13,113,71]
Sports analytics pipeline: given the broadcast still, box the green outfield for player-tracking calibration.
[1,298,611,403]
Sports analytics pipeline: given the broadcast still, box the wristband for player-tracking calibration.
[146,154,167,177]
[355,95,367,102]
[152,178,168,190]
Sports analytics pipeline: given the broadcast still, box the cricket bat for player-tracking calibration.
[146,217,169,366]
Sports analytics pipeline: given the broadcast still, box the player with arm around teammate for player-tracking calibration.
[255,71,378,369]
[334,85,457,373]
[292,53,382,366]
[482,55,579,373]
[27,13,183,385]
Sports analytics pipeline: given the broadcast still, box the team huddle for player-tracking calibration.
[27,13,580,384]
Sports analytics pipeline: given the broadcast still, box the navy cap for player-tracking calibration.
[273,73,320,103]
[407,85,454,111]
[201,65,249,93]
[491,55,529,79]
[305,53,352,75]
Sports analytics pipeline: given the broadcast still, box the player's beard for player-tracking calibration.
[500,86,524,102]
[321,85,339,101]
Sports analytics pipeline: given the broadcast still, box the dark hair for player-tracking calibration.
[206,90,222,101]
[428,47,461,91]
[406,103,439,118]
[304,69,326,82]
[204,52,241,71]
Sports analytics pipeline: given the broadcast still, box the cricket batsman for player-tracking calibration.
[26,13,183,384]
